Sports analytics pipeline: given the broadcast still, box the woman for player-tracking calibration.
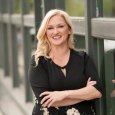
[29,9,102,115]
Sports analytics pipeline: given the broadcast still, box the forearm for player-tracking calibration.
[66,86,102,100]
[40,84,102,108]
[50,98,84,107]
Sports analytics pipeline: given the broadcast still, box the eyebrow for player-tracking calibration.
[47,23,66,26]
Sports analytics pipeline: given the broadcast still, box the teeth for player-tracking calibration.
[53,36,61,39]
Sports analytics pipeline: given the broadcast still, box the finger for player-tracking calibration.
[42,98,52,107]
[88,81,97,86]
[89,82,96,86]
[40,91,50,97]
[87,81,96,85]
[47,100,54,108]
[88,81,96,84]
[87,77,91,83]
[40,95,50,104]
[112,80,115,83]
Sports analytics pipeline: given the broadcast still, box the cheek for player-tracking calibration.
[46,31,52,38]
[63,29,70,36]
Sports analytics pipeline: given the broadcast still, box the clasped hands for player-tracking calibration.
[39,77,96,108]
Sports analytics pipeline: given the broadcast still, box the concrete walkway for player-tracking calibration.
[0,112,3,115]
[0,110,3,115]
[0,69,33,115]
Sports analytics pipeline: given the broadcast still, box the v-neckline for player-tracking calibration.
[51,49,71,68]
[60,68,67,78]
[51,49,72,78]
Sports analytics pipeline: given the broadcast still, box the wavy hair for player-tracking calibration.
[34,9,74,65]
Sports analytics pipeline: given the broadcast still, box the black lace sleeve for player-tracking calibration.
[83,52,103,94]
[28,56,49,103]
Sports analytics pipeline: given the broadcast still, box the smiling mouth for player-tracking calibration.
[53,35,62,40]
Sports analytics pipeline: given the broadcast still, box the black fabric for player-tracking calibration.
[28,49,102,115]
[32,103,42,115]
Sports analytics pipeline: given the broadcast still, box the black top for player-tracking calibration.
[28,49,102,115]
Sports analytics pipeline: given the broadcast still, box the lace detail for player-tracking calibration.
[41,108,49,115]
[41,107,59,115]
[66,108,80,115]
[40,106,95,115]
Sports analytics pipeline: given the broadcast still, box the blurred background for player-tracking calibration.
[0,0,115,115]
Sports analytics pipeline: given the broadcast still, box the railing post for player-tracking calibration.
[97,0,103,17]
[0,0,3,68]
[1,0,10,76]
[44,0,55,14]
[96,0,106,115]
[84,0,99,75]
[85,0,105,115]
[54,0,65,10]
[44,0,65,14]
[112,0,115,16]
[21,0,33,102]
[8,0,20,87]
[34,0,42,33]
[84,0,97,57]
[84,0,105,115]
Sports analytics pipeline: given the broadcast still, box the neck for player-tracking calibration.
[50,46,70,59]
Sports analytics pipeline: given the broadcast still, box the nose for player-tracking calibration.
[53,28,59,34]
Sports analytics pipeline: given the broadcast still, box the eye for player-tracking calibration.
[47,27,53,30]
[58,25,64,28]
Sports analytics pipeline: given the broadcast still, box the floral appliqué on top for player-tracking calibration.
[41,107,80,115]
[66,108,80,115]
[41,107,59,115]
[41,108,49,115]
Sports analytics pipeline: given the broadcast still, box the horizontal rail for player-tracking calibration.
[92,18,115,40]
[71,17,115,40]
[0,14,115,40]
[0,14,34,27]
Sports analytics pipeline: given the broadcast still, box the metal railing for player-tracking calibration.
[0,0,115,115]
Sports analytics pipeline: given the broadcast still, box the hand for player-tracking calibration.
[40,91,68,108]
[86,77,97,86]
[112,80,115,83]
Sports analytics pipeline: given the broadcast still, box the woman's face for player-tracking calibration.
[46,14,71,47]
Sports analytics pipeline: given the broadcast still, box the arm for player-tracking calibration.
[49,98,84,107]
[40,78,98,107]
[40,92,84,108]
[28,56,49,103]
[66,85,102,100]
[66,54,102,100]
[67,76,102,100]
[83,52,103,98]
[64,53,103,101]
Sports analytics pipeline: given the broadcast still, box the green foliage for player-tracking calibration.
[103,0,112,16]
[15,0,34,14]
[65,0,84,16]
[14,0,114,16]
[65,0,114,17]
[15,0,21,13]
[28,0,34,13]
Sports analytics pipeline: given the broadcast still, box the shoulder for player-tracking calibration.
[71,49,90,64]
[71,49,88,59]
[30,55,48,67]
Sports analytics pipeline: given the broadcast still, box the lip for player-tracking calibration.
[52,35,62,39]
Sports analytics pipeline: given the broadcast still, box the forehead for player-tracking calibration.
[48,14,66,24]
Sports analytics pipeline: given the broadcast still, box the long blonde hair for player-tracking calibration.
[34,9,74,65]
